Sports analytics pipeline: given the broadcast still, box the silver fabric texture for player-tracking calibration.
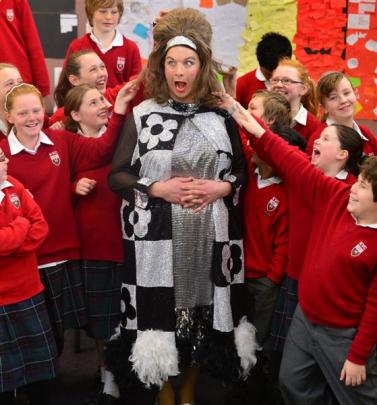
[171,118,216,308]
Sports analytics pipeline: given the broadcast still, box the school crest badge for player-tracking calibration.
[351,241,367,257]
[116,56,125,72]
[49,151,61,166]
[266,196,280,212]
[9,193,20,208]
[6,9,14,21]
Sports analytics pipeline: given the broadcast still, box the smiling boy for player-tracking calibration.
[64,0,141,88]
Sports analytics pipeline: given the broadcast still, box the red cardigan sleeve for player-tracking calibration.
[0,216,30,256]
[19,0,50,96]
[15,185,49,255]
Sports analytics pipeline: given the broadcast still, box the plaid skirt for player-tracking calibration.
[39,260,88,340]
[270,275,298,353]
[0,292,58,392]
[81,260,123,340]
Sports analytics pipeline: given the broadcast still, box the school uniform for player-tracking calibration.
[306,118,377,156]
[0,176,57,392]
[270,168,356,353]
[73,129,124,340]
[236,67,270,109]
[65,29,142,89]
[0,112,125,341]
[0,0,50,96]
[291,104,322,141]
[243,166,288,345]
[248,128,377,405]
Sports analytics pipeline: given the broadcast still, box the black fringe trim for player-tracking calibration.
[198,329,242,385]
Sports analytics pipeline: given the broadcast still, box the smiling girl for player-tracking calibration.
[0,81,136,353]
[64,83,124,383]
[50,50,143,126]
[306,71,377,156]
[270,58,321,140]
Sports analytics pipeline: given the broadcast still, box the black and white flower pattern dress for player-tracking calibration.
[105,98,253,394]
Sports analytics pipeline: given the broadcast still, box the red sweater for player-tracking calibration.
[243,167,288,284]
[292,110,322,141]
[65,33,141,89]
[250,129,377,365]
[73,163,123,262]
[236,69,267,109]
[0,113,124,265]
[0,0,50,96]
[0,176,48,305]
[307,123,377,157]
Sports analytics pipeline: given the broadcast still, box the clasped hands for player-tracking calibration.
[148,177,231,213]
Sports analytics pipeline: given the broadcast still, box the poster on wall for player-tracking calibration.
[117,0,247,68]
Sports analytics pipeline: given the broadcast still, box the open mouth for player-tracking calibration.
[97,110,109,119]
[96,79,106,88]
[25,122,40,128]
[174,81,187,93]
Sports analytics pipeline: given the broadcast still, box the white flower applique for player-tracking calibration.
[139,114,178,150]
[129,206,152,238]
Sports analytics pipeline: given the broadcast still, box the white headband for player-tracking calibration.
[165,35,197,52]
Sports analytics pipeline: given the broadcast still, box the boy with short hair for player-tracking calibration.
[236,32,292,109]
[65,0,142,89]
[221,98,377,405]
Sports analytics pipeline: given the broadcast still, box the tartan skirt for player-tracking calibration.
[81,260,123,340]
[270,275,298,353]
[0,292,58,392]
[39,260,88,340]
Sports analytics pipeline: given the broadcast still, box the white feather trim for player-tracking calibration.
[234,316,260,378]
[129,330,179,387]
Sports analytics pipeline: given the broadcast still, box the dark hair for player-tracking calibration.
[63,84,96,133]
[271,125,307,152]
[360,156,377,202]
[54,49,96,107]
[144,8,223,108]
[256,32,292,72]
[331,124,364,177]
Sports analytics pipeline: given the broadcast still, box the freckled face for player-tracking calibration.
[164,46,201,103]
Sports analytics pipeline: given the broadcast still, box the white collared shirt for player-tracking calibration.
[326,117,368,141]
[90,28,123,53]
[77,125,106,138]
[0,180,13,204]
[335,169,348,180]
[0,119,7,136]
[351,214,377,229]
[8,129,54,155]
[255,67,271,90]
[255,167,282,189]
[293,104,308,126]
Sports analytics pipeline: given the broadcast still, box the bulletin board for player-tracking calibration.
[30,0,376,120]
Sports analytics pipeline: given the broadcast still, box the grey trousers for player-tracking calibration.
[279,305,377,405]
[246,277,279,346]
